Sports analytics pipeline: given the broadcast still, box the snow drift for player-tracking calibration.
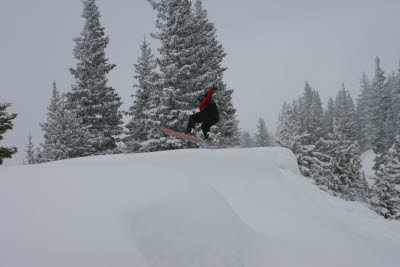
[0,147,399,267]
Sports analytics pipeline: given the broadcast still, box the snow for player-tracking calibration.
[1,147,399,267]
[361,149,376,185]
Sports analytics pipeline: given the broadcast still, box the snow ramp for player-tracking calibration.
[0,147,399,267]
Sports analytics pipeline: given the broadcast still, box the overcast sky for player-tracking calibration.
[2,0,400,165]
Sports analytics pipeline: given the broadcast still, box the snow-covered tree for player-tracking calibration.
[310,90,324,141]
[148,0,239,149]
[297,82,324,144]
[124,36,160,152]
[240,131,255,148]
[370,57,391,170]
[277,100,301,150]
[356,72,374,152]
[330,121,366,201]
[40,83,94,162]
[217,85,241,146]
[334,84,358,142]
[313,135,338,192]
[67,0,123,154]
[148,0,202,149]
[191,0,240,146]
[368,136,400,219]
[386,72,400,150]
[254,117,272,147]
[0,102,17,165]
[277,100,317,178]
[322,97,335,138]
[299,81,314,137]
[24,133,38,164]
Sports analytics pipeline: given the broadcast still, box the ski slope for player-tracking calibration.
[0,148,399,267]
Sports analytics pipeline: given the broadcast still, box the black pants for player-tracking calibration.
[186,110,218,138]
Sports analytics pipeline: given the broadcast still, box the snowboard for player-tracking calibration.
[163,128,224,149]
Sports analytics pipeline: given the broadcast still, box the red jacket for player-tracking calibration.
[200,87,215,111]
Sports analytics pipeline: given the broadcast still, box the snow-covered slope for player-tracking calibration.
[361,149,376,185]
[1,148,399,267]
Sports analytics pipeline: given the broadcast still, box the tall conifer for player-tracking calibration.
[0,103,17,165]
[68,0,123,154]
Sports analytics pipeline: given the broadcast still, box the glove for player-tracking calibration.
[197,94,204,102]
[212,86,218,91]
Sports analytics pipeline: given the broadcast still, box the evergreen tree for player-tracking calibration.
[386,72,399,150]
[277,100,301,150]
[67,0,123,154]
[148,0,202,149]
[335,84,357,142]
[299,81,314,137]
[240,130,255,147]
[310,90,324,140]
[370,57,391,170]
[149,0,240,148]
[40,83,94,162]
[191,0,226,92]
[124,36,160,152]
[24,133,38,164]
[322,97,335,138]
[278,100,318,178]
[369,136,400,219]
[217,84,241,146]
[254,117,272,147]
[297,82,324,144]
[331,121,366,201]
[0,102,17,165]
[356,72,374,152]
[313,134,338,193]
[394,63,400,139]
[191,0,240,146]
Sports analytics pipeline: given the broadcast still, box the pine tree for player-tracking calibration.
[254,117,272,147]
[0,102,17,165]
[310,90,324,141]
[394,63,400,140]
[24,134,38,164]
[67,0,123,154]
[335,84,357,142]
[148,0,201,149]
[331,121,366,201]
[124,36,160,152]
[240,131,255,147]
[40,82,94,162]
[386,72,399,150]
[370,57,391,170]
[191,0,240,146]
[149,0,240,148]
[313,134,338,193]
[297,82,324,144]
[217,85,241,146]
[277,100,301,150]
[299,81,314,137]
[356,72,374,152]
[278,100,318,178]
[368,136,400,219]
[322,97,335,138]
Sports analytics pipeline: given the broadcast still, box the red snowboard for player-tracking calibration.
[163,128,224,149]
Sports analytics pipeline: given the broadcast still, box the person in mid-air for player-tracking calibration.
[184,86,219,140]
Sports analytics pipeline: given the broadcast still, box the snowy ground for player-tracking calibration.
[361,149,376,185]
[1,147,399,267]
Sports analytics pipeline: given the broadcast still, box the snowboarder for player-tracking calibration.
[184,86,219,140]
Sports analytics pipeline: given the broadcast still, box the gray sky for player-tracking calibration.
[1,0,400,165]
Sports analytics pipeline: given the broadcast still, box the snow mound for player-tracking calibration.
[1,147,399,267]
